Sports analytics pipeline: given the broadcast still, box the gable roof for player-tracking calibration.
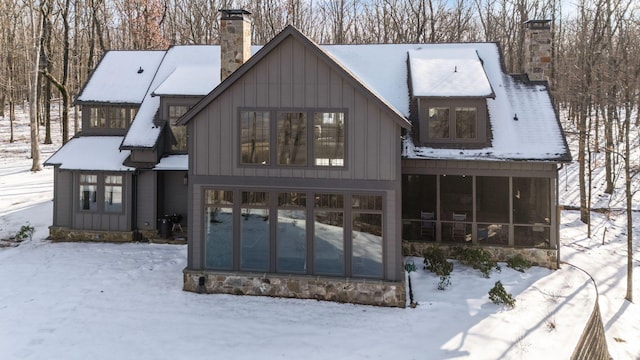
[75,51,165,104]
[177,25,411,129]
[407,48,494,98]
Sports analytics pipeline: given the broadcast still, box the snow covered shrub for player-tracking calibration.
[422,246,453,276]
[452,246,500,278]
[437,275,451,290]
[489,281,516,308]
[14,223,35,242]
[506,255,532,273]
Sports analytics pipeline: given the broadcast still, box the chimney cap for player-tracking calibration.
[219,9,251,20]
[524,19,551,29]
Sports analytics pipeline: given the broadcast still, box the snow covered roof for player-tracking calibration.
[152,65,218,96]
[407,48,494,97]
[154,154,188,171]
[76,51,165,104]
[44,137,133,171]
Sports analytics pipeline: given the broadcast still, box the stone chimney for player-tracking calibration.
[523,19,552,83]
[219,9,252,81]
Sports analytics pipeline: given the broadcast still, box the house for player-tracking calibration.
[45,12,569,307]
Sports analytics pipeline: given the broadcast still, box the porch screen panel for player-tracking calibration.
[204,190,234,269]
[440,175,472,242]
[401,175,437,241]
[513,178,551,248]
[240,192,269,272]
[79,174,97,211]
[476,176,509,245]
[276,192,307,273]
[313,194,344,276]
[240,111,270,164]
[351,195,383,278]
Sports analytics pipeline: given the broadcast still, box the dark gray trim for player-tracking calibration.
[193,175,398,190]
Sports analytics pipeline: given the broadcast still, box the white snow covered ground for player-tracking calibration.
[0,104,638,359]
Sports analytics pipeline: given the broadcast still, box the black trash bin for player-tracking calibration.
[159,217,171,239]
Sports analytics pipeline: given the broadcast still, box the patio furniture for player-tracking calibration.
[452,212,467,240]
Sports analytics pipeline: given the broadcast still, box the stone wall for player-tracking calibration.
[523,20,552,83]
[49,226,134,242]
[402,241,558,269]
[219,10,251,80]
[183,270,406,308]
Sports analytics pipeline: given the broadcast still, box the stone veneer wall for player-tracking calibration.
[49,226,134,242]
[402,241,559,270]
[184,270,406,308]
[523,20,552,83]
[219,10,251,81]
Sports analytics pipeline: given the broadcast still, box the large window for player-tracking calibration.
[89,106,136,130]
[276,192,307,273]
[205,190,234,270]
[202,189,385,278]
[169,105,189,152]
[427,106,477,140]
[240,192,270,271]
[351,195,383,278]
[239,109,346,168]
[79,173,124,213]
[240,111,270,165]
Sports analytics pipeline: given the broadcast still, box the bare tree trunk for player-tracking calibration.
[29,1,43,172]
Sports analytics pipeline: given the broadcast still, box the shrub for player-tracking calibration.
[422,246,453,277]
[15,223,35,242]
[489,281,516,308]
[452,246,500,278]
[437,275,452,290]
[506,254,532,272]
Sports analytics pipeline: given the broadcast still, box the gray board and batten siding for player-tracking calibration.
[183,29,409,281]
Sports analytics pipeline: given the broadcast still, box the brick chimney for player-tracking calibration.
[219,9,252,81]
[523,20,552,83]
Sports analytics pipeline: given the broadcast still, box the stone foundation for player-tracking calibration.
[49,226,134,242]
[402,241,558,269]
[183,269,406,308]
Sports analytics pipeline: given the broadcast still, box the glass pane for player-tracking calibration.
[277,209,306,273]
[278,192,306,207]
[109,108,127,129]
[313,211,344,275]
[170,124,187,152]
[205,206,233,269]
[79,184,97,211]
[314,193,343,208]
[205,190,233,206]
[313,112,344,166]
[352,213,383,278]
[277,112,307,165]
[477,176,509,223]
[90,108,106,128]
[240,111,270,165]
[428,107,449,139]
[104,185,122,212]
[240,208,269,271]
[455,107,476,139]
[352,195,382,211]
[513,178,551,224]
[169,105,189,122]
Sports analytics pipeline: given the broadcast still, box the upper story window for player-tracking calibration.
[428,106,477,140]
[169,105,189,152]
[88,106,137,130]
[419,98,487,146]
[240,109,346,168]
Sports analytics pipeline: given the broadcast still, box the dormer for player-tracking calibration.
[408,48,494,148]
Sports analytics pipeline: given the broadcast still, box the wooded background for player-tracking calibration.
[0,0,638,273]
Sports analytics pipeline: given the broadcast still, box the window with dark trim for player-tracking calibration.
[89,106,136,129]
[239,109,346,168]
[169,105,189,152]
[428,106,477,140]
[79,174,98,211]
[79,173,124,213]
